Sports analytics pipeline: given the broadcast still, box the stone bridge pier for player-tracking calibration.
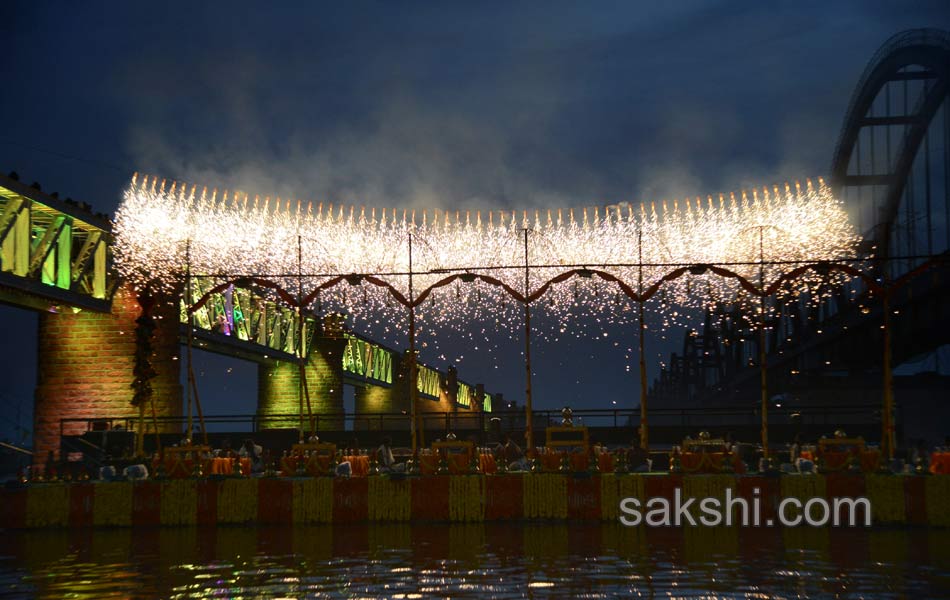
[33,285,182,462]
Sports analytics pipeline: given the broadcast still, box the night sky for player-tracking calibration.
[1,2,948,444]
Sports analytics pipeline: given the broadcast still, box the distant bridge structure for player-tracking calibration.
[650,29,950,447]
[0,173,494,462]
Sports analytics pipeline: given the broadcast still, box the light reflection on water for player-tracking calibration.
[0,524,947,599]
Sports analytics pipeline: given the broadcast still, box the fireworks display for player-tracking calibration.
[113,174,862,347]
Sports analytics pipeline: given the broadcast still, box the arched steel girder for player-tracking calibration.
[188,259,950,317]
[830,29,950,259]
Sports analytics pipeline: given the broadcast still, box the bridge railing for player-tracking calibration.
[60,403,884,460]
[61,403,880,439]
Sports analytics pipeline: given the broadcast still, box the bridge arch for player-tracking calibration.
[830,28,950,265]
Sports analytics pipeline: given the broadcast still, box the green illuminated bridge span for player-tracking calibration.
[1,171,494,461]
[0,173,115,312]
[180,278,493,412]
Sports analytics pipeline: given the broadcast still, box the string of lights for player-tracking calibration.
[114,174,863,341]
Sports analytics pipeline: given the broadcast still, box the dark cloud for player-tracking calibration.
[0,1,948,431]
[4,2,949,209]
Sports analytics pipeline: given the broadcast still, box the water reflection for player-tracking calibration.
[0,525,947,598]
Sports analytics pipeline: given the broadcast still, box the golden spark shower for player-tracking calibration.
[113,174,863,341]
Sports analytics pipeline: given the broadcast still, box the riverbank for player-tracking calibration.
[3,472,949,529]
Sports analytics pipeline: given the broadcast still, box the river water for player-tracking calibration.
[0,524,947,598]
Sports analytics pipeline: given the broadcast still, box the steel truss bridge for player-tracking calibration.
[650,29,950,446]
[183,280,493,410]
[0,173,115,312]
[0,175,495,417]
[5,28,948,455]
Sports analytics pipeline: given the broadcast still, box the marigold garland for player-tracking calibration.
[25,484,69,527]
[131,288,159,408]
[11,473,950,528]
[780,473,827,505]
[292,478,333,523]
[523,474,567,519]
[161,480,197,525]
[683,474,738,521]
[217,479,258,523]
[449,475,484,522]
[617,474,646,516]
[599,473,647,522]
[93,481,133,526]
[865,474,905,524]
[368,476,411,521]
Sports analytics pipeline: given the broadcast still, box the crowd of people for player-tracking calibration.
[53,429,947,482]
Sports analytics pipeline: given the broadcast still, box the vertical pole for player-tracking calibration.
[882,291,895,460]
[523,228,534,454]
[944,100,949,248]
[925,134,933,255]
[297,235,305,442]
[136,403,145,456]
[190,374,209,446]
[408,233,418,454]
[637,227,649,451]
[758,226,769,460]
[924,80,933,255]
[186,239,194,441]
[759,310,769,460]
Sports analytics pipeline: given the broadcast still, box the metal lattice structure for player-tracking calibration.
[652,29,950,410]
[342,333,394,385]
[181,280,310,362]
[340,330,491,410]
[0,173,115,312]
[831,29,950,267]
[182,279,493,411]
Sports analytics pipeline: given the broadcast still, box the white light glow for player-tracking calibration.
[113,175,861,341]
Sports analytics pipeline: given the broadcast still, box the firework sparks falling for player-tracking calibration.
[113,175,862,343]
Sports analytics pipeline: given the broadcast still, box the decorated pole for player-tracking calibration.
[192,374,209,446]
[136,393,146,456]
[758,307,769,460]
[882,289,895,460]
[523,228,534,453]
[637,227,649,451]
[132,286,158,456]
[148,385,162,457]
[408,233,419,454]
[297,235,305,442]
[758,226,769,461]
[183,240,207,447]
[185,240,194,441]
